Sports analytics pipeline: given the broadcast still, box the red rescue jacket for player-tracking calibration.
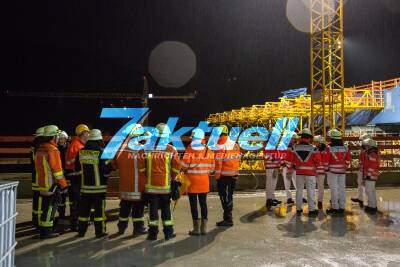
[287,142,321,176]
[361,147,380,181]
[327,144,351,174]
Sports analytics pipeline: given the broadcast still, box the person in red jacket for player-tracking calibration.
[326,129,351,216]
[281,133,299,204]
[313,135,329,210]
[182,129,215,235]
[362,139,380,213]
[351,133,371,207]
[65,124,90,230]
[286,128,321,216]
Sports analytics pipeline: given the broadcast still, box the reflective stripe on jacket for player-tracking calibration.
[144,144,181,194]
[112,143,146,200]
[287,143,321,176]
[327,145,350,174]
[35,141,67,195]
[183,143,215,193]
[362,148,380,181]
[214,136,241,179]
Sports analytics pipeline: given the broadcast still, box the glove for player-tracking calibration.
[170,179,181,201]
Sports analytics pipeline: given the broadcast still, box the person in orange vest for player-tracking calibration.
[35,125,68,239]
[313,135,329,210]
[31,126,45,228]
[182,129,215,235]
[65,124,90,231]
[286,128,321,217]
[361,139,380,213]
[112,124,148,236]
[351,133,371,207]
[326,129,351,216]
[143,123,182,240]
[214,125,241,227]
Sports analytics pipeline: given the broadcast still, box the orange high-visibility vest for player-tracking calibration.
[65,137,84,174]
[35,141,67,195]
[214,136,241,179]
[144,144,182,195]
[182,143,215,193]
[112,146,146,200]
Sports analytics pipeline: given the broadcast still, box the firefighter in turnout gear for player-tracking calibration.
[76,129,111,238]
[35,125,68,239]
[326,129,351,216]
[286,128,321,217]
[65,123,90,231]
[112,124,148,236]
[57,130,70,219]
[361,139,380,214]
[143,123,182,241]
[214,125,241,227]
[31,126,45,228]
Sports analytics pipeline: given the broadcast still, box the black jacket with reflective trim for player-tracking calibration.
[76,140,111,194]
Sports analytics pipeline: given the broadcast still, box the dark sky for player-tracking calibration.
[1,0,399,135]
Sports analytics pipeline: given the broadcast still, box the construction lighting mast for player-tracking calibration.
[310,0,345,137]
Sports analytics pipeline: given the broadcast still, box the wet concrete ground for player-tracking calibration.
[15,188,400,267]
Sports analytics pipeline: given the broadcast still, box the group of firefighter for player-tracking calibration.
[30,122,380,240]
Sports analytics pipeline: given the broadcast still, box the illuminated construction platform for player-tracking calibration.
[15,189,400,266]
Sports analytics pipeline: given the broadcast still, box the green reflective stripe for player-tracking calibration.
[32,210,39,214]
[145,184,169,190]
[78,217,90,221]
[132,217,144,222]
[43,157,49,188]
[32,186,40,191]
[90,208,95,212]
[171,168,180,173]
[81,189,107,193]
[149,220,159,226]
[102,199,106,233]
[82,185,107,189]
[41,221,54,227]
[53,170,63,177]
[119,217,129,222]
[43,203,53,228]
[38,196,43,226]
[94,217,105,221]
[163,220,174,226]
[138,168,146,172]
[147,152,152,187]
[79,150,100,164]
[165,153,171,185]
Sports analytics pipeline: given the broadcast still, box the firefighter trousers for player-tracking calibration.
[265,169,278,200]
[38,193,59,230]
[217,176,237,222]
[144,194,174,236]
[68,175,81,228]
[32,190,40,227]
[78,193,106,236]
[118,200,145,232]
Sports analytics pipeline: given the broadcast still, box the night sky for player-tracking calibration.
[1,0,399,135]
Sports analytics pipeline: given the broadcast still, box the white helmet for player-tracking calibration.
[367,139,378,148]
[313,135,325,143]
[58,131,68,139]
[291,133,299,140]
[328,129,342,139]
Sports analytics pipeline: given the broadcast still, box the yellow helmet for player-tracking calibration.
[88,129,103,141]
[34,127,45,137]
[328,129,342,139]
[220,125,229,134]
[43,125,61,137]
[75,124,90,135]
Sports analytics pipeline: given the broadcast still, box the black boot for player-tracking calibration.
[117,221,128,235]
[40,228,59,239]
[266,199,276,208]
[326,208,339,216]
[296,209,303,216]
[302,198,307,203]
[133,222,148,236]
[351,198,361,203]
[272,199,282,205]
[318,202,323,210]
[77,221,88,238]
[163,226,176,240]
[216,220,233,227]
[308,210,318,217]
[147,226,158,240]
[364,206,378,214]
[287,198,294,204]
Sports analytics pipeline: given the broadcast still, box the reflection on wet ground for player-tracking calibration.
[15,188,400,266]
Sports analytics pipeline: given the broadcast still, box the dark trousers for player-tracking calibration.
[217,176,237,222]
[69,175,81,228]
[58,192,67,218]
[78,193,106,236]
[144,194,173,236]
[32,190,40,227]
[188,193,208,220]
[117,200,145,232]
[38,194,59,231]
